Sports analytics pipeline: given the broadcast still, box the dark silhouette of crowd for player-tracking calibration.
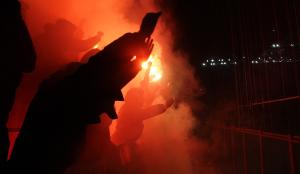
[10,18,103,133]
[0,0,162,173]
[34,19,103,78]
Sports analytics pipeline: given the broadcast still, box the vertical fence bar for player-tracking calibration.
[259,131,264,174]
[230,128,236,174]
[242,133,248,174]
[222,126,300,174]
[288,135,295,174]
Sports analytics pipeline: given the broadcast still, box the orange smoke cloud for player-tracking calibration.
[12,0,210,173]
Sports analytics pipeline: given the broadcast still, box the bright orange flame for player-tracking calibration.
[141,54,163,82]
[141,61,149,69]
[93,44,99,49]
[149,66,162,82]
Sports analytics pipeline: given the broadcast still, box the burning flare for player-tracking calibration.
[93,44,100,49]
[142,54,163,82]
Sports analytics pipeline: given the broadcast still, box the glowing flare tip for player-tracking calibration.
[141,54,163,82]
[93,44,99,49]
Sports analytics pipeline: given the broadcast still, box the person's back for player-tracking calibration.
[112,88,145,146]
[9,61,103,174]
[112,88,172,146]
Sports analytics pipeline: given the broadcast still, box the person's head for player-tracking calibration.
[44,19,78,39]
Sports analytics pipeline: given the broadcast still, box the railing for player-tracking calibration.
[222,126,299,174]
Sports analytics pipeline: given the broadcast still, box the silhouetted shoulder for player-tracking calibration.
[40,62,83,91]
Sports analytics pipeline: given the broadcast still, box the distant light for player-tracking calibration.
[276,43,280,47]
[211,59,215,62]
[272,44,276,48]
[202,63,206,66]
[290,43,294,47]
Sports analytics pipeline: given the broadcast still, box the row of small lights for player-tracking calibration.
[201,57,297,67]
[202,58,237,66]
[201,43,298,67]
[251,56,294,64]
[271,43,296,48]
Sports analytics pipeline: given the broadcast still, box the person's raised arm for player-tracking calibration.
[141,98,174,120]
[73,31,103,52]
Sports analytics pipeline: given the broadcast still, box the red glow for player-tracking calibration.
[10,1,202,174]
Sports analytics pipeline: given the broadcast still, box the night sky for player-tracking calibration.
[158,0,300,65]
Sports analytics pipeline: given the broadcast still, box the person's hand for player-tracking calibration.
[165,98,174,108]
[109,33,154,89]
[131,36,154,72]
[139,37,154,60]
[89,32,155,91]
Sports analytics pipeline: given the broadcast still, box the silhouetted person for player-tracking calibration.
[58,56,122,174]
[35,19,103,78]
[111,86,173,167]
[8,12,161,174]
[10,19,103,139]
[66,115,123,174]
[0,0,36,169]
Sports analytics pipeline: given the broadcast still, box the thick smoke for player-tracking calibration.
[9,0,214,173]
